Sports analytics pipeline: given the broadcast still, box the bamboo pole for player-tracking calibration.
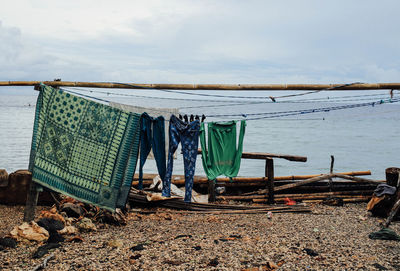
[216,190,374,201]
[131,170,372,186]
[1,81,400,91]
[253,195,371,203]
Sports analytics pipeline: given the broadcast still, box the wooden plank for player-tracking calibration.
[1,81,400,90]
[198,149,307,162]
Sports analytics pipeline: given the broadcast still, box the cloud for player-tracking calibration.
[0,1,400,85]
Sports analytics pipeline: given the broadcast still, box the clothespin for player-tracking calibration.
[201,114,206,122]
[190,114,194,122]
[183,115,188,123]
[195,115,200,121]
[179,114,183,120]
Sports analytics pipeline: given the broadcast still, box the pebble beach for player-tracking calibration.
[1,203,400,270]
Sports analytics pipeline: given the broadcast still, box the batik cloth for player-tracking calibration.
[163,115,200,202]
[29,84,141,211]
[138,113,166,190]
[200,120,246,180]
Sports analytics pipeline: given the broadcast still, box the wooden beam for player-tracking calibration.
[197,149,307,162]
[1,81,400,91]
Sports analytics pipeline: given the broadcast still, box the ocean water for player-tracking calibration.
[0,88,399,180]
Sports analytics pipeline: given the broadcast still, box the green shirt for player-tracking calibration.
[200,120,246,180]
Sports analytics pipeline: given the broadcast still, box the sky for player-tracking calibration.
[1,0,400,91]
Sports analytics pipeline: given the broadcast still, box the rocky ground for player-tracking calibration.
[0,203,400,270]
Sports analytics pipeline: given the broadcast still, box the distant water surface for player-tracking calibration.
[0,88,399,180]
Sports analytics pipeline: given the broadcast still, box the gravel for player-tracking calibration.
[1,203,400,270]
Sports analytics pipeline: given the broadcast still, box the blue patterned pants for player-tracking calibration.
[162,115,200,202]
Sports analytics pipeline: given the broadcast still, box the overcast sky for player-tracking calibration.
[1,0,400,86]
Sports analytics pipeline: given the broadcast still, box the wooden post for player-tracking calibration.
[208,179,216,203]
[329,155,335,192]
[265,158,275,204]
[23,181,39,222]
[385,167,400,188]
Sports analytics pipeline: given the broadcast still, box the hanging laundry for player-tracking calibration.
[200,120,246,180]
[29,84,141,211]
[138,113,166,190]
[163,115,200,202]
[109,102,178,159]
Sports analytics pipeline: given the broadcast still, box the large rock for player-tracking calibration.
[10,221,49,242]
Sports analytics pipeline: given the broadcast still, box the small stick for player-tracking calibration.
[32,253,54,271]
[385,198,400,228]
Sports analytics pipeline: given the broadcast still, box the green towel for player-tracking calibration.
[29,84,141,211]
[200,120,246,180]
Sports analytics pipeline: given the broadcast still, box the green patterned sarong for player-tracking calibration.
[29,84,141,211]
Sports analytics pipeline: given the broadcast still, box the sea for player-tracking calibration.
[1,87,399,180]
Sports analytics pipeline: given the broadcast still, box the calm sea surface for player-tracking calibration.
[1,88,399,180]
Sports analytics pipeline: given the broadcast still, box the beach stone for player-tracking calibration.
[106,239,123,248]
[77,218,97,232]
[37,218,65,232]
[10,221,49,242]
[61,202,84,218]
[0,237,17,248]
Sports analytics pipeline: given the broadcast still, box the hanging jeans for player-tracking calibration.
[138,113,166,190]
[162,115,200,202]
[200,120,246,180]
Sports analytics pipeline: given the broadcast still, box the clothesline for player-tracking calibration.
[62,87,400,122]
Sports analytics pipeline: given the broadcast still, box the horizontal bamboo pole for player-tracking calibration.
[253,195,372,203]
[1,81,400,91]
[131,170,372,186]
[301,198,371,204]
[217,190,374,201]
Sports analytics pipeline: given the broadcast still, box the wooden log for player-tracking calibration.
[385,167,400,188]
[265,158,275,204]
[2,81,400,91]
[131,170,372,186]
[332,173,382,184]
[274,174,333,192]
[329,155,334,191]
[0,169,8,187]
